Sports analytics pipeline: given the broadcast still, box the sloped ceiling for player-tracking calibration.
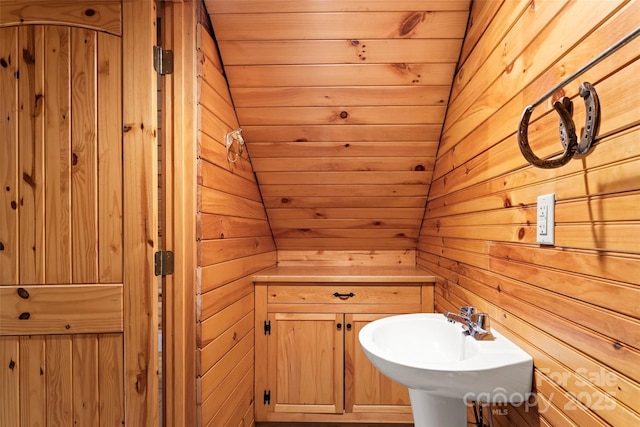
[204,0,471,252]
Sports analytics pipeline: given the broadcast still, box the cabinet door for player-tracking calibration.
[345,313,412,415]
[267,312,344,415]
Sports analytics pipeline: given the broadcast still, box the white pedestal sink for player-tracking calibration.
[359,313,533,427]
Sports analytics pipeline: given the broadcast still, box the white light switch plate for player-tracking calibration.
[537,193,555,245]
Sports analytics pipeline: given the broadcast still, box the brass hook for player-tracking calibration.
[225,128,245,163]
[517,82,599,169]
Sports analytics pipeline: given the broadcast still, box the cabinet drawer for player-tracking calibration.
[267,284,421,305]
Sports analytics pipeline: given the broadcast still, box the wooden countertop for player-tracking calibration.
[252,265,436,283]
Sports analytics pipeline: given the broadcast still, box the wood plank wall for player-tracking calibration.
[205,0,471,254]
[418,1,640,426]
[195,20,276,427]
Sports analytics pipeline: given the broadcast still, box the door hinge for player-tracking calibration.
[264,320,271,335]
[263,389,271,405]
[154,250,174,276]
[153,45,174,75]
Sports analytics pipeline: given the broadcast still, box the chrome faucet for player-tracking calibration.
[444,306,494,341]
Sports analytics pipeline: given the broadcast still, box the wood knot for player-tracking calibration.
[23,173,35,188]
[0,241,4,251]
[0,58,8,68]
[295,138,308,142]
[505,61,514,74]
[503,197,512,208]
[17,288,30,299]
[135,371,147,394]
[72,153,79,166]
[281,197,290,204]
[517,227,525,240]
[414,164,425,171]
[340,111,348,119]
[19,312,31,320]
[34,94,43,114]
[84,8,96,17]
[9,360,15,370]
[22,48,35,64]
[391,63,409,72]
[400,12,425,37]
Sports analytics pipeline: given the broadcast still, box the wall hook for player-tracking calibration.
[517,82,599,169]
[225,128,244,163]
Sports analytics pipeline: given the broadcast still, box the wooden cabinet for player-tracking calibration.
[254,268,435,423]
[266,312,345,415]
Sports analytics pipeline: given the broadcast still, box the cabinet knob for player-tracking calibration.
[337,323,342,330]
[346,323,352,331]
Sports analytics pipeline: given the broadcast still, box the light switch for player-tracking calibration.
[536,194,555,245]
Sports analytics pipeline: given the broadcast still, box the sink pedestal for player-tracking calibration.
[408,389,467,427]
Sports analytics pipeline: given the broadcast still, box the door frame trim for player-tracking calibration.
[159,1,198,426]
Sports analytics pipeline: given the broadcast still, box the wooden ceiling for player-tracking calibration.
[204,0,471,253]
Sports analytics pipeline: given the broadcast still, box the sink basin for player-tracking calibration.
[359,313,533,427]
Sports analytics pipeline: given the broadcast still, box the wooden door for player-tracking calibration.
[267,312,344,415]
[0,1,158,426]
[345,313,412,415]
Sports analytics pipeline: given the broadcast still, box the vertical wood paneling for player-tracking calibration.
[46,335,73,427]
[73,334,100,426]
[419,1,640,426]
[0,27,18,284]
[20,336,46,427]
[18,25,46,285]
[0,337,19,425]
[96,31,123,284]
[1,27,126,285]
[44,25,72,284]
[1,333,125,427]
[2,4,130,427]
[98,334,125,427]
[71,27,99,283]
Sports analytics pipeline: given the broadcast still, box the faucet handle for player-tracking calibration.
[459,306,476,318]
[472,313,490,331]
[469,313,494,340]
